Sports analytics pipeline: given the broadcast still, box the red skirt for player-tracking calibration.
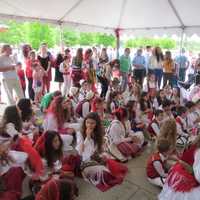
[0,167,25,200]
[92,159,128,192]
[117,142,140,158]
[167,163,199,192]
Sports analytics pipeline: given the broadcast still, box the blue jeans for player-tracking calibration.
[154,69,163,88]
[121,72,128,92]
[179,68,186,82]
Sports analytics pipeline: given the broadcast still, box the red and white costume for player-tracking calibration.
[148,119,160,137]
[176,116,189,145]
[146,152,168,187]
[43,113,76,153]
[107,119,144,158]
[159,148,200,200]
[76,131,127,191]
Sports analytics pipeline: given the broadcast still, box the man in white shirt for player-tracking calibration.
[0,44,24,105]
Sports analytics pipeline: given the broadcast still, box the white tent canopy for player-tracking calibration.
[0,0,200,36]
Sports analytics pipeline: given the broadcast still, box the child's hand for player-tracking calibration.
[86,128,93,138]
[131,136,141,144]
[80,143,84,152]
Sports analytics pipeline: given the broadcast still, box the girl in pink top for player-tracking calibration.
[32,63,45,104]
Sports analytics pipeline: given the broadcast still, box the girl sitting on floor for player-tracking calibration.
[0,139,27,200]
[34,131,78,198]
[0,105,43,176]
[107,107,144,160]
[146,138,171,187]
[43,96,77,155]
[76,112,127,191]
[17,98,40,142]
[159,135,200,200]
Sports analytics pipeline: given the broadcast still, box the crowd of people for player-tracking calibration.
[0,43,200,200]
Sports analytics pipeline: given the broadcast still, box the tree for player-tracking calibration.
[125,37,176,49]
[0,21,26,45]
[79,32,95,46]
[23,22,58,49]
[95,33,116,47]
[62,27,79,46]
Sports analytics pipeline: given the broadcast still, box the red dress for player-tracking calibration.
[17,69,26,90]
[0,167,25,200]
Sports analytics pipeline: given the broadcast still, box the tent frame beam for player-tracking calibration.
[58,0,85,22]
[117,0,127,28]
[1,13,200,33]
[167,0,185,28]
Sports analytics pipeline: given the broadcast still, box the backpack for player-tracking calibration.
[75,100,89,117]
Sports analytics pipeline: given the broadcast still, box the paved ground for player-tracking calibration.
[76,145,160,200]
[0,101,160,200]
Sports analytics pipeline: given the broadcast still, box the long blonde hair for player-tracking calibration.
[158,118,177,150]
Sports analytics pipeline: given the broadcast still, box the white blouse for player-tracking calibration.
[40,158,62,181]
[76,131,96,162]
[108,120,131,145]
[82,101,90,118]
[6,123,20,138]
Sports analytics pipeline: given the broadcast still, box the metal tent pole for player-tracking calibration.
[115,28,121,59]
[179,28,185,56]
[59,23,64,53]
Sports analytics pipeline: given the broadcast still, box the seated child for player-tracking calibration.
[176,106,189,146]
[148,109,164,138]
[146,138,170,187]
[40,90,62,112]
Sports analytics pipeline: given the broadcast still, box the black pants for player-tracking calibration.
[101,84,108,98]
[134,69,146,86]
[163,73,173,87]
[28,78,34,101]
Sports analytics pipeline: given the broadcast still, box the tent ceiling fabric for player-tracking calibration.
[0,0,200,36]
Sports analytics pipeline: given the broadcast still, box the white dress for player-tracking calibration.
[158,149,200,200]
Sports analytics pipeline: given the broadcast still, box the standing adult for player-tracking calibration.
[54,53,64,91]
[163,51,176,87]
[71,48,83,85]
[144,46,152,73]
[175,48,189,82]
[0,44,24,105]
[25,50,37,101]
[148,47,164,88]
[132,48,146,86]
[120,48,131,92]
[99,48,109,66]
[37,43,52,93]
[83,49,96,92]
